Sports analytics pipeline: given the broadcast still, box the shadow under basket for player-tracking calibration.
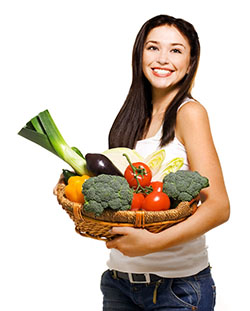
[55,182,198,241]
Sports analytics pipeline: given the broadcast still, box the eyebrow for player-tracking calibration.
[145,40,186,49]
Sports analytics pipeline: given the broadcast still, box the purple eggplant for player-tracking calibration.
[85,153,123,176]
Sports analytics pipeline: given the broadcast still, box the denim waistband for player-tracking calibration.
[110,266,211,284]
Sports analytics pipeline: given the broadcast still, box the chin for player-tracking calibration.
[152,82,174,90]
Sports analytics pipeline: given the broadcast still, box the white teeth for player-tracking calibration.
[153,69,171,74]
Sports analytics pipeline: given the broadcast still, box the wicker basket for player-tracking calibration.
[55,182,198,241]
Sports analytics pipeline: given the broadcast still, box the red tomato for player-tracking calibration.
[142,192,170,211]
[124,162,152,188]
[131,193,145,211]
[150,181,163,192]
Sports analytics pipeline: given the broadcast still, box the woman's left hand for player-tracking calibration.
[106,227,157,257]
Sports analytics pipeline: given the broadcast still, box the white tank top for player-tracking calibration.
[106,99,209,277]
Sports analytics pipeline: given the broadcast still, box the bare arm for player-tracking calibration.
[150,102,230,250]
[106,102,230,256]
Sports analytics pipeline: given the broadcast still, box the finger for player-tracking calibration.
[110,226,132,235]
[106,238,118,249]
[106,231,126,249]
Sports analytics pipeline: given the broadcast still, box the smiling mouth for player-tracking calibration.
[152,68,173,77]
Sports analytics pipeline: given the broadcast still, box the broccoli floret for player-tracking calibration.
[82,174,133,216]
[162,170,209,201]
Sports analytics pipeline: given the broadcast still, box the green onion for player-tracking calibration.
[18,109,89,175]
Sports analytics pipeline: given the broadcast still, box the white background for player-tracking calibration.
[1,0,249,310]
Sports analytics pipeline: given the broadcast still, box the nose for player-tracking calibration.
[157,50,169,65]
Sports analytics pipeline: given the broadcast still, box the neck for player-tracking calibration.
[151,87,179,115]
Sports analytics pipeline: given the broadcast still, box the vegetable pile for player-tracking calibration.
[18,109,209,216]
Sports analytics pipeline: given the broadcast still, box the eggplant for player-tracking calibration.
[62,169,78,184]
[85,153,123,176]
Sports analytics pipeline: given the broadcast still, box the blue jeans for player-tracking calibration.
[100,266,216,310]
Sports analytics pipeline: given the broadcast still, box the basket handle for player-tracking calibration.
[135,211,145,228]
[72,204,84,220]
[189,197,199,215]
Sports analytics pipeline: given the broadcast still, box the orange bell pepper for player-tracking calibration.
[64,175,90,203]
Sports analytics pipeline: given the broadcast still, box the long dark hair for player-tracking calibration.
[109,14,200,149]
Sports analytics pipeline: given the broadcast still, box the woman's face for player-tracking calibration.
[142,25,191,93]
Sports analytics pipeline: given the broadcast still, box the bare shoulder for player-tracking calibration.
[176,100,211,144]
[177,100,208,121]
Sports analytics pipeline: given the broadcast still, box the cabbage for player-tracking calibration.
[153,157,184,181]
[144,149,166,176]
[102,147,143,174]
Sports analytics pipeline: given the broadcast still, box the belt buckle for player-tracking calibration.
[128,273,151,284]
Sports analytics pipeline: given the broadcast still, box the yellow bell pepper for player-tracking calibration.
[64,175,90,203]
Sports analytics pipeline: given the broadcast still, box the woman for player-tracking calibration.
[101,15,230,310]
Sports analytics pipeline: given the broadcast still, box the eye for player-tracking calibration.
[171,48,182,54]
[146,45,159,51]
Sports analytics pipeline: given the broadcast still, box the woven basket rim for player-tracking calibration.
[55,181,197,225]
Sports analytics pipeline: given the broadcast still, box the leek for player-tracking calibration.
[18,109,89,175]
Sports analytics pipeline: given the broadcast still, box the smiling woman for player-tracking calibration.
[104,14,229,311]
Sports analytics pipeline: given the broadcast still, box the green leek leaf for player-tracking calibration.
[18,109,89,175]
[30,116,45,134]
[18,126,57,155]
